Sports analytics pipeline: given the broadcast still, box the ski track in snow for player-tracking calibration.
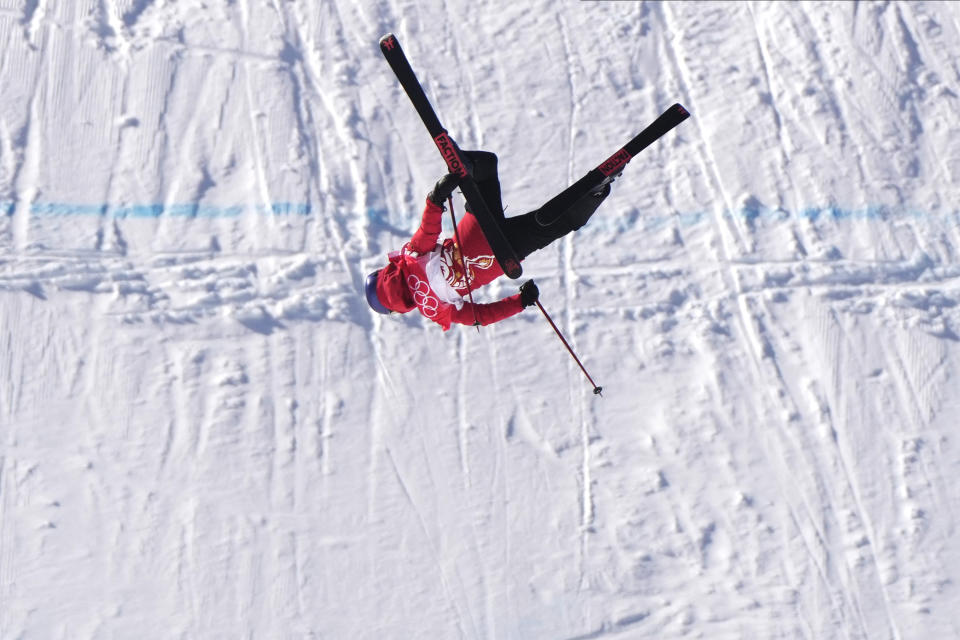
[2,1,960,638]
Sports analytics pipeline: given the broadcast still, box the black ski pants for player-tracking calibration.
[463,151,608,261]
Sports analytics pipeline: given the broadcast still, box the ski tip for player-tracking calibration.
[503,260,523,280]
[379,33,399,51]
[673,103,691,119]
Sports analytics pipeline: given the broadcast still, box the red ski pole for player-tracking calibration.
[534,299,603,396]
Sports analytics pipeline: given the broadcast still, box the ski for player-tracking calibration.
[535,103,690,226]
[379,33,523,279]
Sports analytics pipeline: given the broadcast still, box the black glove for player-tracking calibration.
[519,280,539,308]
[427,173,461,206]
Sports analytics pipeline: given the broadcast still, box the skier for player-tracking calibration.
[364,150,611,330]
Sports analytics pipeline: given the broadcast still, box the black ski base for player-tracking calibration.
[380,33,523,279]
[535,103,690,226]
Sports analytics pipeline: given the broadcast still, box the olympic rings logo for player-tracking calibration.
[407,275,439,318]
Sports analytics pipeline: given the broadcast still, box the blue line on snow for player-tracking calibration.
[2,201,956,228]
[634,204,959,232]
[0,201,313,218]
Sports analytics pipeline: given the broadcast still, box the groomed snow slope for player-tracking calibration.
[2,1,960,638]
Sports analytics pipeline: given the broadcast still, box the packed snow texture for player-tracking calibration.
[2,1,960,638]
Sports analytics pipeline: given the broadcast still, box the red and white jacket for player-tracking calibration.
[375,199,524,330]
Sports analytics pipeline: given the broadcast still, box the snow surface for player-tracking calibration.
[2,1,960,638]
